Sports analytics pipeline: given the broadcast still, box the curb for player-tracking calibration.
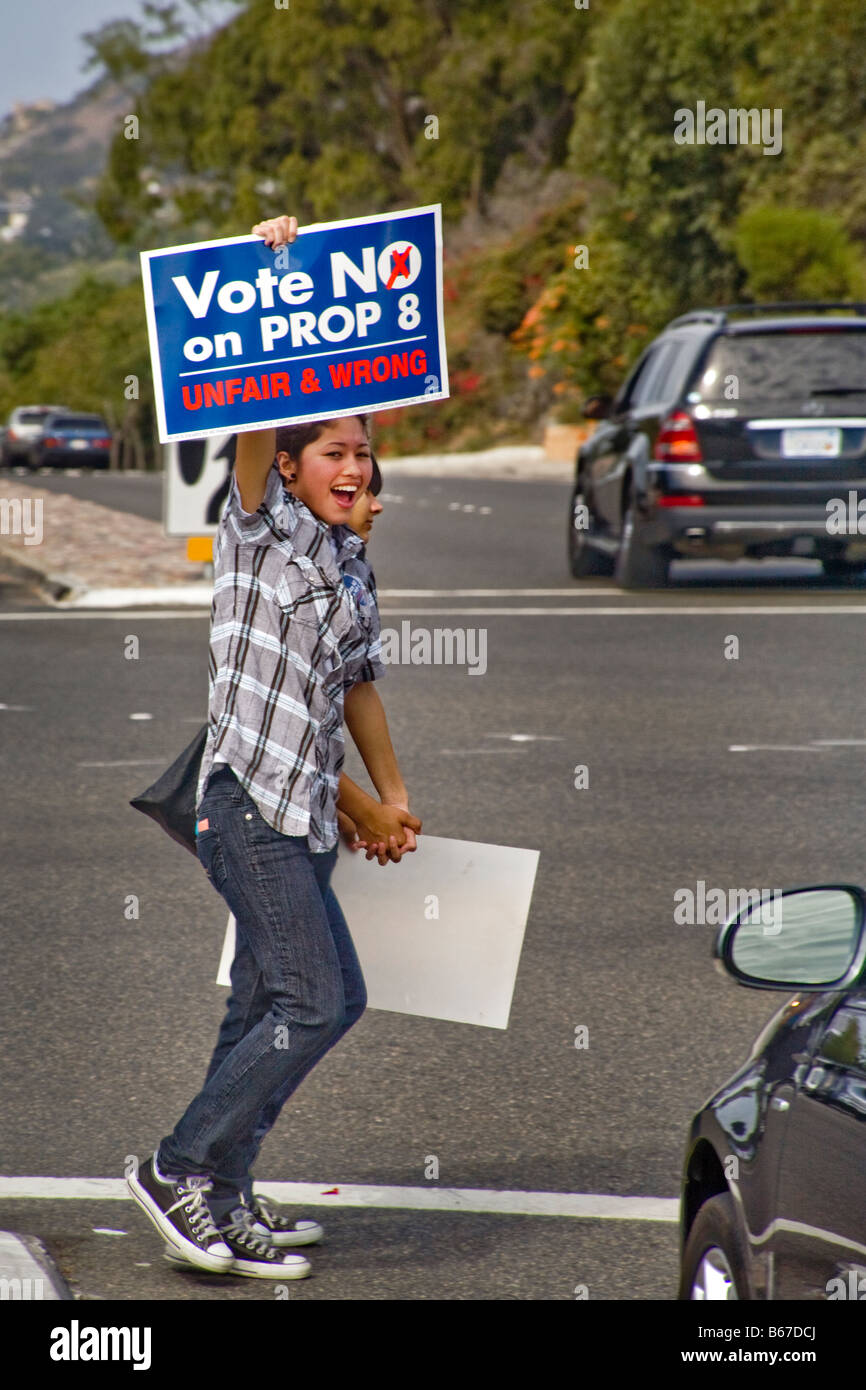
[0,548,80,603]
[0,1230,72,1301]
[53,584,214,611]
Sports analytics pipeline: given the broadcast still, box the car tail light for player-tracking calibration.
[655,494,706,507]
[95,438,112,447]
[44,437,61,447]
[653,411,703,462]
[7,429,16,440]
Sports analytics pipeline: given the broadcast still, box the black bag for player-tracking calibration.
[130,724,208,856]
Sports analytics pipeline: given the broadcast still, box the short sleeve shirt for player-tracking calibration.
[196,464,376,851]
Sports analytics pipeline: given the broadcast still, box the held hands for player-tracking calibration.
[340,804,422,867]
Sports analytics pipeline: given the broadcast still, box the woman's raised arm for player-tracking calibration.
[234,214,299,513]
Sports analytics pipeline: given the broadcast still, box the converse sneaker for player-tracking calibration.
[248,1195,324,1248]
[163,1205,312,1279]
[127,1154,233,1272]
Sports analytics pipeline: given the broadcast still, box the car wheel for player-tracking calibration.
[614,490,670,589]
[568,483,614,578]
[679,1193,749,1300]
[821,557,865,580]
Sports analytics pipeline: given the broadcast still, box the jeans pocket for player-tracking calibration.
[196,824,227,892]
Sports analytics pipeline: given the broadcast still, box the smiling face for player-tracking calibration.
[276,417,372,526]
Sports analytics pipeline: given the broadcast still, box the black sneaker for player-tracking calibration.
[163,1205,312,1279]
[248,1195,324,1248]
[127,1154,233,1272]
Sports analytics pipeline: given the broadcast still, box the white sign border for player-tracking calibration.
[140,204,449,444]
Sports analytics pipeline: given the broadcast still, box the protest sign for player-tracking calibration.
[216,836,539,1029]
[141,205,448,443]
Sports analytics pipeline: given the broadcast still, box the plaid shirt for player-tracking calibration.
[340,546,383,688]
[196,464,383,851]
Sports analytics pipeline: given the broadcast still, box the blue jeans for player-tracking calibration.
[158,764,366,1217]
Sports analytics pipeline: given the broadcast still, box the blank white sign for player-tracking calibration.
[216,836,539,1029]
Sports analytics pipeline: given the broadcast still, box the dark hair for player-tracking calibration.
[369,452,382,496]
[274,414,370,464]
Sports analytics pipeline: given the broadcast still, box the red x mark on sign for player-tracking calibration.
[384,246,412,290]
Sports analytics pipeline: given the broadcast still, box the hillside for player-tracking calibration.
[0,79,137,313]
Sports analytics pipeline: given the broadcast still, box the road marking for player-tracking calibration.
[441,748,527,755]
[379,589,619,597]
[0,611,208,621]
[78,759,171,768]
[730,745,827,753]
[731,739,866,753]
[485,733,563,742]
[378,605,866,616]
[812,739,866,746]
[4,603,866,621]
[0,1177,678,1222]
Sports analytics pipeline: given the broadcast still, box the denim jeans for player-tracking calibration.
[158,764,367,1214]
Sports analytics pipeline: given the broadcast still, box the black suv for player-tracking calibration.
[568,302,866,587]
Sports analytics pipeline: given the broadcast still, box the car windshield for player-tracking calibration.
[688,328,866,403]
[51,416,106,430]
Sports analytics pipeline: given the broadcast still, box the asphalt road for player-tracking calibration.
[2,469,866,1302]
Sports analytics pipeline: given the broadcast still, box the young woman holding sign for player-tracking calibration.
[128,214,421,1280]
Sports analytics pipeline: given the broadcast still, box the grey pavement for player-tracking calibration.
[2,471,866,1300]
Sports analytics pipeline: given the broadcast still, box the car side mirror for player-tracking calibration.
[715,886,866,990]
[581,394,613,420]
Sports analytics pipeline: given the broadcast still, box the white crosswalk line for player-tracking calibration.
[0,1176,678,1222]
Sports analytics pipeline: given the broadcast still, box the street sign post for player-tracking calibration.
[163,434,235,537]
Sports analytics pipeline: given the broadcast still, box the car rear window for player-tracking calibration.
[688,329,866,403]
[50,416,107,430]
[17,410,51,424]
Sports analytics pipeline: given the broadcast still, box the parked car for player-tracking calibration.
[1,404,69,467]
[568,302,866,587]
[25,412,113,470]
[680,884,866,1299]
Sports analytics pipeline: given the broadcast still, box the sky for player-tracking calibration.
[0,0,239,120]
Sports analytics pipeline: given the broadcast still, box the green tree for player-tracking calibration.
[733,206,865,301]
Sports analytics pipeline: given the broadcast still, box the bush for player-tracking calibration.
[733,205,866,301]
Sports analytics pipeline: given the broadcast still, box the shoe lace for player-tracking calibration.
[223,1206,277,1256]
[166,1176,222,1241]
[251,1195,278,1223]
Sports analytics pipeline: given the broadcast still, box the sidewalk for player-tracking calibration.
[0,446,572,609]
[0,476,209,607]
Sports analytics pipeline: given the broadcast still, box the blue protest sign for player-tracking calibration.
[140,205,448,443]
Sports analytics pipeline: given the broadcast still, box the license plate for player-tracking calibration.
[70,439,88,449]
[791,537,815,556]
[781,427,841,457]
